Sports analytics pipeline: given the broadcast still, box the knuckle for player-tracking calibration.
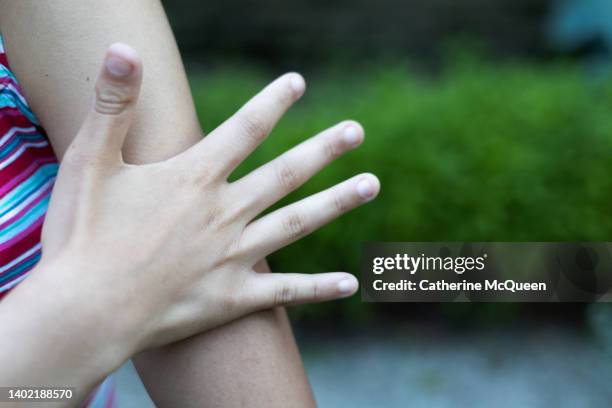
[221,290,241,313]
[309,280,319,301]
[283,212,308,240]
[95,84,132,115]
[274,283,298,306]
[275,161,301,192]
[222,237,248,265]
[190,163,213,187]
[203,206,224,230]
[332,191,349,213]
[323,137,340,161]
[239,113,268,143]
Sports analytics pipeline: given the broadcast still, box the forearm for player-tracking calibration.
[0,260,131,405]
[0,0,201,162]
[0,1,314,405]
[134,261,315,407]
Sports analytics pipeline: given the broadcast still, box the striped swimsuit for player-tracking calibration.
[0,36,117,407]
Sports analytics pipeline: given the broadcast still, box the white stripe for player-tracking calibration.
[0,178,54,225]
[0,243,41,275]
[0,126,37,149]
[0,141,49,170]
[0,273,28,293]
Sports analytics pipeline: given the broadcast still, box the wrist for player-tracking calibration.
[0,255,137,388]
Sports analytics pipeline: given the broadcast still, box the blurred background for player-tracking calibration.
[120,0,612,406]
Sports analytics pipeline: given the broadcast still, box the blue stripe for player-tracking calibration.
[0,95,35,118]
[0,173,54,220]
[0,164,58,217]
[0,194,50,242]
[0,89,37,124]
[0,133,46,158]
[0,252,41,285]
[0,66,19,85]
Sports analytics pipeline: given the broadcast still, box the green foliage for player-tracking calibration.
[189,58,612,322]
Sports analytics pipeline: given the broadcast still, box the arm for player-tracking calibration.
[0,258,136,403]
[0,1,316,405]
[0,47,370,405]
[134,262,317,407]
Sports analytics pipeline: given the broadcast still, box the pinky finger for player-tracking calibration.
[246,272,359,309]
[240,173,380,260]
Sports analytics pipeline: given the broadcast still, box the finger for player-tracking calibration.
[185,73,305,179]
[232,121,364,217]
[240,174,380,260]
[245,272,359,309]
[73,43,143,162]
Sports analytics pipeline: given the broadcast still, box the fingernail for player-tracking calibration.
[338,278,357,294]
[356,179,375,199]
[290,75,305,96]
[105,56,134,78]
[105,44,137,78]
[343,125,362,146]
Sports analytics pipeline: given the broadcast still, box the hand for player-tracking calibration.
[39,43,379,356]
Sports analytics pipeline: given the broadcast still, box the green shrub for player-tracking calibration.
[189,58,612,322]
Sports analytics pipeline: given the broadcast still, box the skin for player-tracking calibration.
[0,2,379,407]
[0,44,379,406]
[0,1,313,406]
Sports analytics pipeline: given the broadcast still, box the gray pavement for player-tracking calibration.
[115,324,612,407]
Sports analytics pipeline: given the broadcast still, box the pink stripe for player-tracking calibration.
[0,215,44,252]
[0,182,53,230]
[0,107,27,117]
[2,248,39,275]
[0,140,49,169]
[0,157,54,197]
[0,77,19,90]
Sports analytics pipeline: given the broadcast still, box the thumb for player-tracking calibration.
[75,43,143,161]
[247,272,359,309]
